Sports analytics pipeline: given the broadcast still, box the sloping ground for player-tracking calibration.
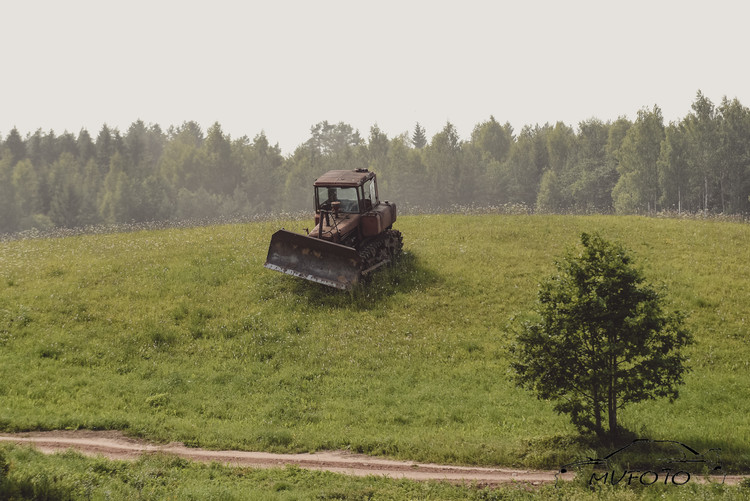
[2,216,750,479]
[0,431,743,487]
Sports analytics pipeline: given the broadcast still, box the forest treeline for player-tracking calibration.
[1,90,749,233]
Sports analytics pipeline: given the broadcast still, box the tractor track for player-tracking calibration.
[0,431,744,487]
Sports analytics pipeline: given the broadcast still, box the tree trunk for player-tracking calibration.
[608,353,617,437]
[608,383,617,436]
[704,175,709,212]
[593,386,602,436]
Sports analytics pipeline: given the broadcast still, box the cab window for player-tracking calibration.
[316,187,359,213]
[361,179,377,210]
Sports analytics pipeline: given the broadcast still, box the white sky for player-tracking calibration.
[2,0,749,154]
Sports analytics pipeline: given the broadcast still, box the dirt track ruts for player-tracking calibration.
[0,431,744,487]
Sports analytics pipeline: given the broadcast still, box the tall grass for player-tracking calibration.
[1,214,749,472]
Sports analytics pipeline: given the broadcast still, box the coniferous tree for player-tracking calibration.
[57,132,78,158]
[48,153,83,227]
[411,122,427,149]
[49,180,83,228]
[204,122,237,195]
[77,129,96,166]
[0,152,19,232]
[25,129,45,170]
[79,159,103,225]
[100,152,133,223]
[4,127,26,167]
[2,91,749,229]
[124,120,150,177]
[12,159,43,221]
[96,125,119,177]
[567,118,615,211]
[134,175,171,222]
[158,123,208,193]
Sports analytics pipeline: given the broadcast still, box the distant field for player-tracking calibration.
[1,214,749,478]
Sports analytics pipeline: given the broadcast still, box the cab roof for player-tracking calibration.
[313,169,375,187]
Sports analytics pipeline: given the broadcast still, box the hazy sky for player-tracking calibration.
[3,0,749,154]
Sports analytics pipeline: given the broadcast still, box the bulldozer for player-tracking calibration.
[264,168,402,290]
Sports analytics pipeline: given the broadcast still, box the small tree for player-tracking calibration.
[411,122,427,149]
[510,232,692,439]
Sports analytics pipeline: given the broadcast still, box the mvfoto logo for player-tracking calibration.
[556,439,725,487]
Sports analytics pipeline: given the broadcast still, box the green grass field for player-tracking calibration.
[1,214,749,499]
[1,443,748,501]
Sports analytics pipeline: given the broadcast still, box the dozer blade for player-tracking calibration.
[264,230,362,290]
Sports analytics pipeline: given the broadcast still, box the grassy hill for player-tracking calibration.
[1,214,749,478]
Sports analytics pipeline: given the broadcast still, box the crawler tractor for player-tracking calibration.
[264,169,402,289]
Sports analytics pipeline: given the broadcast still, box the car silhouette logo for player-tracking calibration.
[556,439,725,487]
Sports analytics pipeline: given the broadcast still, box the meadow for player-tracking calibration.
[1,214,749,498]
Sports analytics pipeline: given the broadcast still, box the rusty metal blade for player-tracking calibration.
[264,230,362,290]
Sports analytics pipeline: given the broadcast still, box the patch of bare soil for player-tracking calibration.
[0,431,742,487]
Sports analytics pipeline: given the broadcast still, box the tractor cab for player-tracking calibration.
[313,168,379,215]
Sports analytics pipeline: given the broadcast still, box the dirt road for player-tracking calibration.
[0,431,556,486]
[0,431,743,487]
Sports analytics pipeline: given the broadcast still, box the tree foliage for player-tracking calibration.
[411,122,427,149]
[612,106,665,213]
[2,90,750,233]
[510,233,692,438]
[425,122,463,206]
